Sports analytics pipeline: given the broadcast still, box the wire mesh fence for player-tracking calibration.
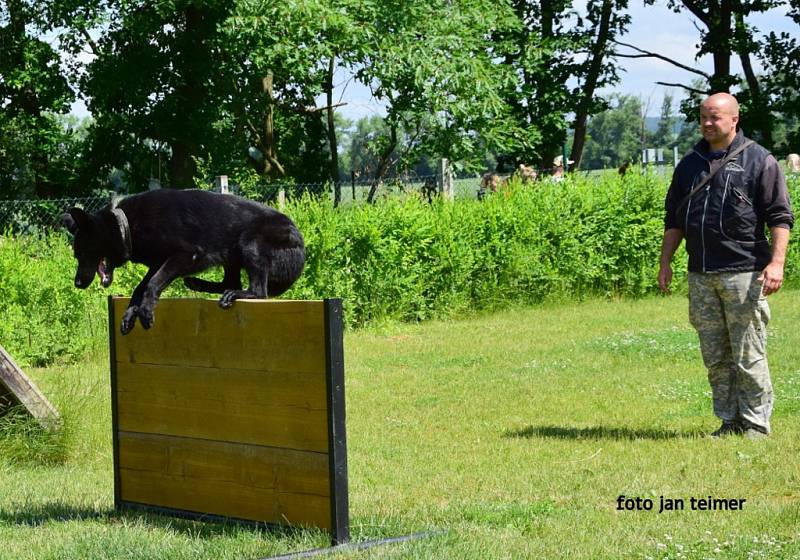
[0,196,111,235]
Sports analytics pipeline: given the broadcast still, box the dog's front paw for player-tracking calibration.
[120,306,139,335]
[219,289,239,309]
[138,305,155,329]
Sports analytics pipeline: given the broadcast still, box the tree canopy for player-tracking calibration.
[0,0,798,198]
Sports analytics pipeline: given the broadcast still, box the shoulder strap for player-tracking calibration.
[675,139,754,213]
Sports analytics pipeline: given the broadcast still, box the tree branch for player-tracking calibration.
[613,40,710,78]
[78,26,100,56]
[655,81,708,94]
[300,101,348,114]
[680,0,711,27]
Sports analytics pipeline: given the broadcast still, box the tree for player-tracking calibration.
[759,0,800,151]
[653,92,678,149]
[569,0,631,170]
[56,0,344,192]
[493,0,582,170]
[581,94,645,170]
[351,0,520,201]
[0,0,79,198]
[617,0,786,148]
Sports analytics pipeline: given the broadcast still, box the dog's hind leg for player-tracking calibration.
[184,263,242,294]
[218,257,268,309]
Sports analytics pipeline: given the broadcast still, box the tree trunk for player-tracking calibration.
[260,72,285,179]
[681,0,733,91]
[366,125,398,203]
[169,142,196,188]
[325,56,341,206]
[570,0,614,170]
[734,11,772,147]
[169,5,205,188]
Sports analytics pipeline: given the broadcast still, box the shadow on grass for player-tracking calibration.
[0,501,317,541]
[505,424,701,441]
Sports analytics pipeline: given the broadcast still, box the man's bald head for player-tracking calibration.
[699,92,740,150]
[701,92,740,117]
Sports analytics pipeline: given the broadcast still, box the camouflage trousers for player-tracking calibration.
[688,271,773,433]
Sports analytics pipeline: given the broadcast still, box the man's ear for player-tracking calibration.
[61,208,90,235]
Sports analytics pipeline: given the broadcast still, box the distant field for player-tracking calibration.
[3,292,800,559]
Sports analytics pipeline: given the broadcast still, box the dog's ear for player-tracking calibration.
[61,208,90,235]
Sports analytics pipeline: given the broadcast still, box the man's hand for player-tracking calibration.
[759,226,790,296]
[758,261,784,296]
[658,229,683,295]
[658,265,673,294]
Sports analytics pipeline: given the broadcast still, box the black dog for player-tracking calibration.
[62,189,305,335]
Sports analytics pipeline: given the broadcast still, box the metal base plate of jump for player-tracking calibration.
[108,297,349,545]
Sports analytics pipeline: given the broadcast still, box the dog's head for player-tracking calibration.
[61,208,115,289]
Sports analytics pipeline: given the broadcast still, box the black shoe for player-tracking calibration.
[710,422,742,438]
[743,427,768,440]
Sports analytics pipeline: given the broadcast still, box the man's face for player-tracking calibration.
[699,102,738,148]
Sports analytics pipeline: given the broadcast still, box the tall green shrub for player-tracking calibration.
[1,170,797,365]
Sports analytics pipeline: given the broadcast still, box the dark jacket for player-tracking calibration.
[664,130,794,273]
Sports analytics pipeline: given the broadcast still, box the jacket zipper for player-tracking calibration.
[719,174,731,236]
[701,183,711,272]
[693,154,711,273]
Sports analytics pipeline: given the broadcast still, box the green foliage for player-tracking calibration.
[3,172,798,366]
[285,170,686,327]
[0,234,105,366]
[580,94,646,170]
[0,1,84,198]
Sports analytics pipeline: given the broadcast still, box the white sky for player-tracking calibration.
[70,1,795,120]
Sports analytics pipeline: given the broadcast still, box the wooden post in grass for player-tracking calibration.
[214,175,229,194]
[438,158,454,201]
[0,345,60,427]
[108,297,349,545]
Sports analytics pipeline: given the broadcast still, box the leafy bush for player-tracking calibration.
[0,169,797,365]
[285,169,692,326]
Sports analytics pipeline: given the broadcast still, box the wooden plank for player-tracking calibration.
[0,344,59,426]
[118,432,330,527]
[112,298,326,373]
[115,362,329,452]
[324,299,350,544]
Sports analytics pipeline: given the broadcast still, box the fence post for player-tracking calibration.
[278,187,286,211]
[351,171,356,203]
[214,175,229,194]
[438,158,454,201]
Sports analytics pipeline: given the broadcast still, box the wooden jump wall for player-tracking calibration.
[108,297,349,544]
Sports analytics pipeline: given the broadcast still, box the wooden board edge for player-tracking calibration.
[109,295,122,510]
[324,298,349,545]
[118,500,303,532]
[0,344,60,424]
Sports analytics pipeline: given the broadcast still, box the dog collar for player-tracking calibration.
[110,206,133,259]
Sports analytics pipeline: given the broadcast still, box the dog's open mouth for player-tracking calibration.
[98,259,113,287]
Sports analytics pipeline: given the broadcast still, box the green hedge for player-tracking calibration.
[1,169,797,367]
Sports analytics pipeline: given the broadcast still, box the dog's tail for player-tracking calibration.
[267,246,306,297]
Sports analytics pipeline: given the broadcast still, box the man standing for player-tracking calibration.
[658,92,794,439]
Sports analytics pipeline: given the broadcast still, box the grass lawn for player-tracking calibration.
[2,291,800,559]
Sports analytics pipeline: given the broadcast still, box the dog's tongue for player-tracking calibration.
[98,260,110,286]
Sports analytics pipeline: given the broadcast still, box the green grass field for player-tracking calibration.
[2,292,800,559]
